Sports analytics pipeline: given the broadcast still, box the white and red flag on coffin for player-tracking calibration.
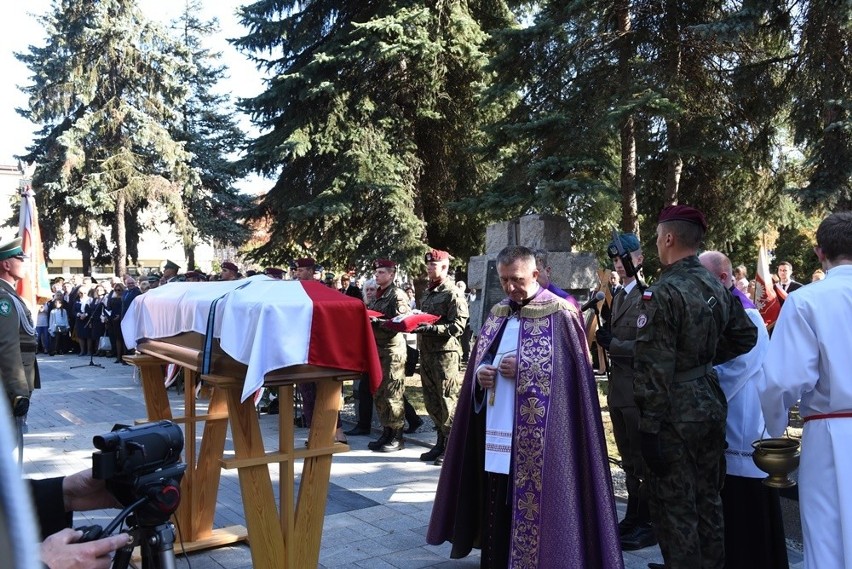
[16,184,52,311]
[754,244,780,328]
[122,278,382,402]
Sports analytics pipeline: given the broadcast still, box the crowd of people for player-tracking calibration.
[1,208,850,569]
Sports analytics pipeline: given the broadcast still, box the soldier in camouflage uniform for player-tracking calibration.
[413,249,468,465]
[634,206,757,569]
[367,259,411,452]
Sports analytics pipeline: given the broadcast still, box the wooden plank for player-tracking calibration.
[294,380,340,567]
[191,382,229,540]
[224,385,285,569]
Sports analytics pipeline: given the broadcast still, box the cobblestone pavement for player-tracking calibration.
[22,353,802,568]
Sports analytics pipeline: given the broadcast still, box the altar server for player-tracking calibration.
[759,211,852,569]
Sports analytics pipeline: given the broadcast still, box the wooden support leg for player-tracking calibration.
[294,381,341,567]
[224,385,285,569]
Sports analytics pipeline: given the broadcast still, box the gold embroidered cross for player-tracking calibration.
[520,397,545,424]
[523,318,549,335]
[518,491,540,520]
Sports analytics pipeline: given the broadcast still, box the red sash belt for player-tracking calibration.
[803,412,852,423]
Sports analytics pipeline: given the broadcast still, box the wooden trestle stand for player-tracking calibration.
[127,332,357,568]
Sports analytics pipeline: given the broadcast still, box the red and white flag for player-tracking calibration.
[16,184,52,311]
[754,244,780,328]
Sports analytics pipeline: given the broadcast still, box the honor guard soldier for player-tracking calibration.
[414,249,468,465]
[634,206,757,569]
[0,237,40,462]
[595,232,657,551]
[367,259,411,452]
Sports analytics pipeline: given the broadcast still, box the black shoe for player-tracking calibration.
[420,433,446,462]
[618,518,638,537]
[404,416,424,434]
[433,453,444,466]
[620,525,657,551]
[648,564,665,569]
[378,429,404,452]
[344,426,371,436]
[368,428,393,451]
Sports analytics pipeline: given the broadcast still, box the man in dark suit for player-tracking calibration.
[775,261,802,305]
[596,232,657,551]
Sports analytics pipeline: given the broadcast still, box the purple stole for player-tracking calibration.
[474,294,570,567]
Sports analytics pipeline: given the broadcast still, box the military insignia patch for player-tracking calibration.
[0,299,10,316]
[636,313,648,328]
[642,290,653,301]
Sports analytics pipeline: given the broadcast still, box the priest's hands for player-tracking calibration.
[477,365,497,389]
[497,354,517,379]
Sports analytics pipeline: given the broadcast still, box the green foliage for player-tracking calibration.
[235,0,512,274]
[17,0,194,274]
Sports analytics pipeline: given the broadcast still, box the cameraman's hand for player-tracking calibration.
[41,528,132,569]
[62,469,122,512]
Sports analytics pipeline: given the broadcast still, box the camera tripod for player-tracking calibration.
[83,464,186,569]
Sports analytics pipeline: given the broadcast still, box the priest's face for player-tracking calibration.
[497,258,540,303]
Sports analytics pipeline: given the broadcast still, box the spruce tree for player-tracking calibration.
[169,0,252,269]
[17,0,193,275]
[234,0,512,273]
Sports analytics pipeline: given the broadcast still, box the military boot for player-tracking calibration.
[420,433,445,462]
[368,427,392,451]
[379,429,405,452]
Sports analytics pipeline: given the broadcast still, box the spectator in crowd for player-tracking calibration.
[107,282,125,363]
[35,298,50,354]
[533,248,580,309]
[774,261,801,306]
[733,265,750,298]
[73,288,94,357]
[47,297,70,355]
[810,268,825,282]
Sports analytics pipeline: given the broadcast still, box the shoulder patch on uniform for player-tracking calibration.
[642,290,653,301]
[636,313,648,328]
[0,298,10,316]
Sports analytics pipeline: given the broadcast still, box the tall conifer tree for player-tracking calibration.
[17,0,193,275]
[234,1,512,272]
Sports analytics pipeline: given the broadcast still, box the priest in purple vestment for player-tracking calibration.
[427,246,623,569]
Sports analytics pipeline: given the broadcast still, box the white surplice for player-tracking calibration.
[759,264,852,569]
[483,318,520,474]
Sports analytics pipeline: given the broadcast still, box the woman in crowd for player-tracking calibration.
[47,297,70,356]
[107,282,126,363]
[73,288,94,356]
[89,284,110,355]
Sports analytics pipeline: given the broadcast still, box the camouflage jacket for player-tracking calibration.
[633,255,757,433]
[418,279,469,354]
[369,284,410,348]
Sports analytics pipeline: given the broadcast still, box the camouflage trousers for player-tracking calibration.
[419,351,460,437]
[647,420,726,569]
[374,344,407,429]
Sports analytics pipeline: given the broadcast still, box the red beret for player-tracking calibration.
[425,249,452,263]
[221,261,239,273]
[294,257,316,268]
[185,270,201,279]
[658,205,708,232]
[264,267,285,278]
[373,259,396,269]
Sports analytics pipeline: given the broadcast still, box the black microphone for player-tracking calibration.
[580,291,606,312]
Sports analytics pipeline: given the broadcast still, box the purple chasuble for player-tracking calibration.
[427,288,623,569]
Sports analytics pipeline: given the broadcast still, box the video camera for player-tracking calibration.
[92,421,186,517]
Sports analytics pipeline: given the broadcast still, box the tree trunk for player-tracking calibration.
[185,243,196,271]
[616,0,638,236]
[115,191,127,277]
[664,119,682,206]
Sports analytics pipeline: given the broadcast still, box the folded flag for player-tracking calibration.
[382,311,441,333]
